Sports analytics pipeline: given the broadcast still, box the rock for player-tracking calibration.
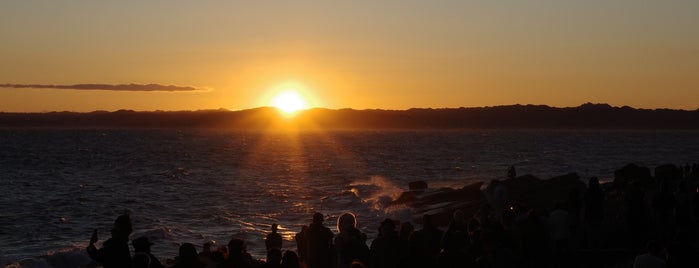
[614,163,652,188]
[391,173,586,226]
[408,181,428,191]
[502,173,584,211]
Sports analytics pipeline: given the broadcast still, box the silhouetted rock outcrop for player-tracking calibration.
[502,173,585,210]
[408,181,428,191]
[390,173,586,226]
[614,164,652,188]
[2,103,699,129]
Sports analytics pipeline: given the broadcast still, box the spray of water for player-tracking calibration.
[349,175,405,211]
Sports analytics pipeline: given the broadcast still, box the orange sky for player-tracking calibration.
[1,1,698,112]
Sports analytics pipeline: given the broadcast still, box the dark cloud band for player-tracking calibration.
[0,83,206,92]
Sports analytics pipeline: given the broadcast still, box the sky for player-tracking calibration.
[1,0,698,112]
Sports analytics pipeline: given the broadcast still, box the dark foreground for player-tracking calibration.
[8,163,699,268]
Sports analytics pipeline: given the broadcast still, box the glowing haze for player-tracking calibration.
[1,1,698,112]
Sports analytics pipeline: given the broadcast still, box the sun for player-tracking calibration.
[271,90,308,114]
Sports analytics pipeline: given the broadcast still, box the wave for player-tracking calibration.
[349,176,405,210]
[3,246,92,268]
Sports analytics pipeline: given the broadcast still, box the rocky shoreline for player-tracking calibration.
[389,163,699,266]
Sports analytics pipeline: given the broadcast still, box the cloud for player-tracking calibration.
[0,83,207,92]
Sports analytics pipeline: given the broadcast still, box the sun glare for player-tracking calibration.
[271,90,308,114]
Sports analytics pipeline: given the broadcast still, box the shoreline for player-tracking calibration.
[5,162,699,267]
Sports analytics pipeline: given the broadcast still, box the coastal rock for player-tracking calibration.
[614,163,652,188]
[408,181,428,191]
[390,173,585,226]
[500,173,584,211]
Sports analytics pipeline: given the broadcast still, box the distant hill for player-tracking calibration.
[1,103,698,129]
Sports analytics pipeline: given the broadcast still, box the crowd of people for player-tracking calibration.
[87,164,699,268]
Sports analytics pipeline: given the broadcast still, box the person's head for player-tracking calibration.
[271,223,278,232]
[178,243,198,261]
[132,236,154,253]
[267,248,282,265]
[379,218,396,236]
[350,260,366,268]
[645,240,663,256]
[337,212,357,233]
[399,222,414,238]
[589,177,599,189]
[312,212,324,225]
[132,252,151,268]
[228,238,246,256]
[281,250,300,268]
[112,214,133,239]
[203,240,215,252]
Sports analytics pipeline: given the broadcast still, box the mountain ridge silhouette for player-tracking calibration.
[2,103,698,129]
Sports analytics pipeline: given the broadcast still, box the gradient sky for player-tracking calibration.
[1,0,698,112]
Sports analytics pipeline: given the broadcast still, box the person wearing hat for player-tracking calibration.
[87,214,133,268]
[133,236,164,268]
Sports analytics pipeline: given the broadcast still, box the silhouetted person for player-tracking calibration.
[674,181,691,230]
[133,253,151,268]
[467,216,485,262]
[507,166,516,179]
[86,214,133,268]
[500,207,522,258]
[584,177,605,226]
[173,243,205,268]
[474,230,516,268]
[520,209,549,268]
[132,236,164,268]
[397,222,414,268]
[370,218,400,268]
[633,240,666,268]
[280,250,301,268]
[652,182,676,241]
[625,182,648,248]
[693,186,699,220]
[584,177,604,247]
[266,223,283,251]
[409,214,444,267]
[226,238,252,268]
[438,210,472,268]
[349,260,366,268]
[653,182,677,218]
[198,241,215,266]
[261,248,282,268]
[294,225,308,264]
[566,187,582,223]
[335,212,370,268]
[305,212,334,268]
[549,202,571,266]
[486,180,508,222]
[207,250,226,268]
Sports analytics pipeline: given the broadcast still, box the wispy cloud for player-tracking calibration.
[0,83,207,92]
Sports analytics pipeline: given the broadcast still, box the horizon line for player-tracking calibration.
[2,103,699,114]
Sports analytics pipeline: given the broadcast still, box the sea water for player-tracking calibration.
[1,129,699,267]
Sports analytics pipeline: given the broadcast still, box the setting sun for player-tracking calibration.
[271,90,308,114]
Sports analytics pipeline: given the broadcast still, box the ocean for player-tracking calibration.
[2,129,699,267]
